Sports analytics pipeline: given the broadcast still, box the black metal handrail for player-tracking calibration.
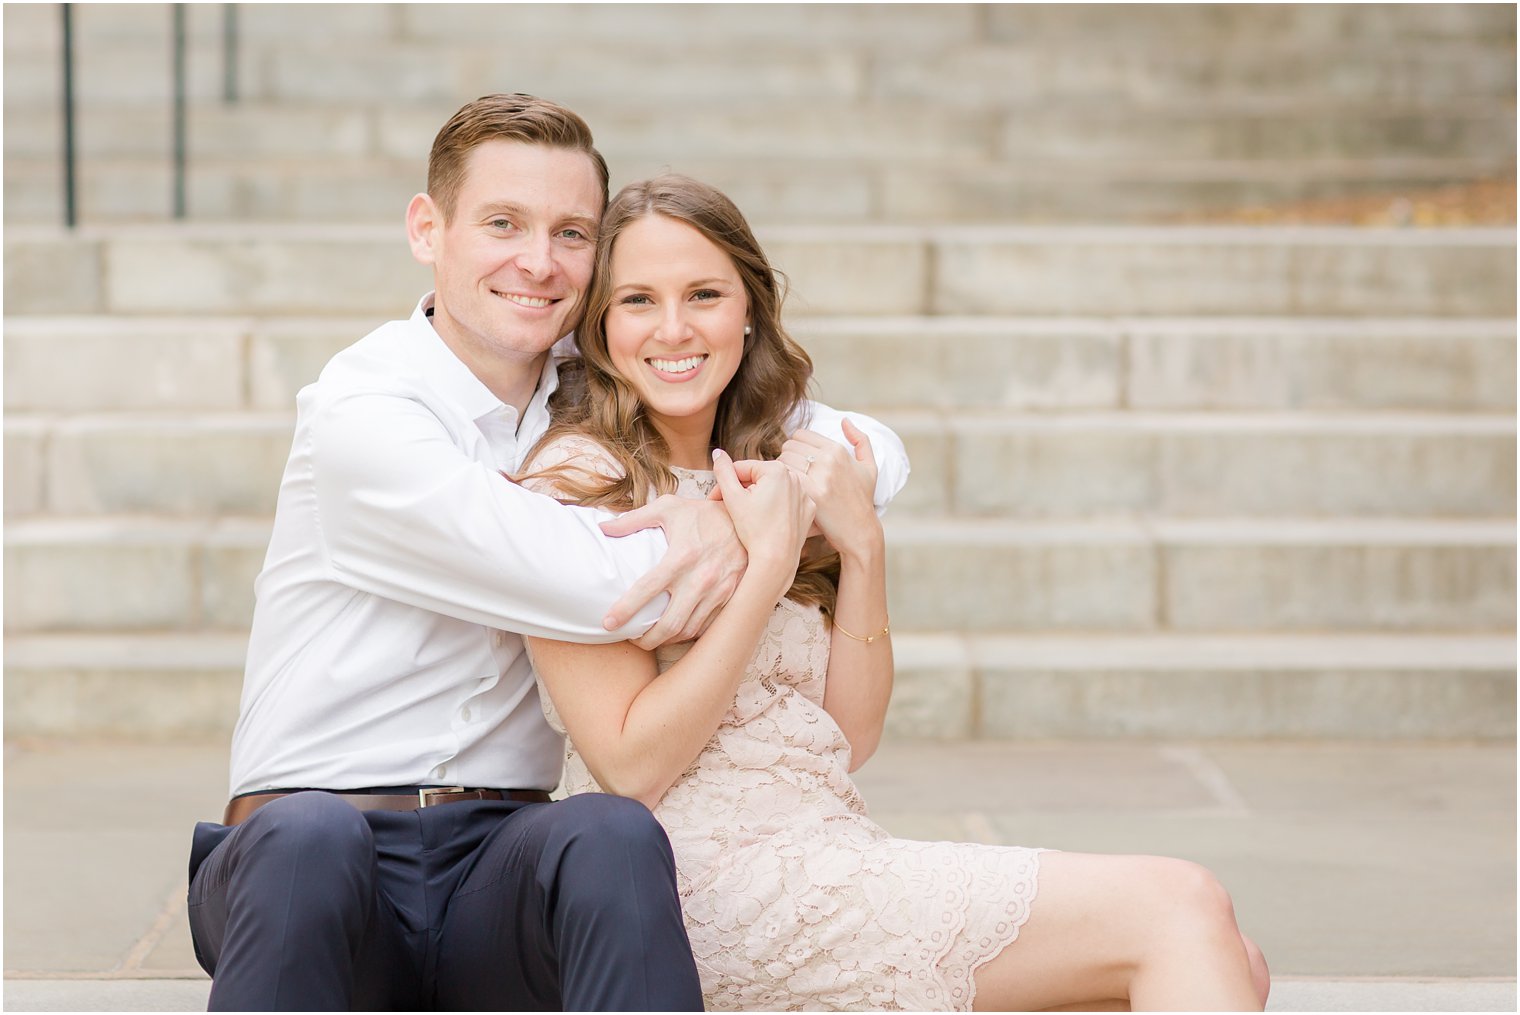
[60,3,75,227]
[172,3,186,219]
[222,3,238,103]
[58,2,240,228]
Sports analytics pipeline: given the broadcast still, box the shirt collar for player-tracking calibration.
[405,293,564,428]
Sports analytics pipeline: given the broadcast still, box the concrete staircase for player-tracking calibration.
[4,3,1515,742]
[5,4,1515,223]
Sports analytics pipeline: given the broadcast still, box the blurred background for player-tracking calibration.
[2,4,1515,1009]
[5,1,1514,743]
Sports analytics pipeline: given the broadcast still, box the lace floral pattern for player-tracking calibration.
[525,440,1043,1011]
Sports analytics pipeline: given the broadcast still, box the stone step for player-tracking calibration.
[3,517,270,635]
[8,316,1511,415]
[5,225,1513,317]
[978,3,1517,47]
[7,4,1511,109]
[6,411,1513,521]
[8,99,1515,167]
[883,517,1515,634]
[4,979,1519,1013]
[4,631,1512,740]
[12,153,1514,228]
[3,317,251,413]
[887,411,1516,520]
[7,154,1510,226]
[914,633,1516,740]
[4,415,295,519]
[7,32,1513,112]
[9,3,1511,54]
[0,102,980,163]
[5,517,1512,636]
[2,3,987,55]
[4,632,249,738]
[869,161,1515,226]
[804,317,1519,413]
[868,40,1517,111]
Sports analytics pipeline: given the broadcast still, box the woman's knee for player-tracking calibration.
[1137,856,1245,944]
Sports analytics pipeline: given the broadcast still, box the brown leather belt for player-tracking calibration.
[223,787,552,826]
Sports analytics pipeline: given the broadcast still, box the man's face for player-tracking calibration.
[417,141,602,364]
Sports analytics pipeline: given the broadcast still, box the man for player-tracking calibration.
[186,94,909,1010]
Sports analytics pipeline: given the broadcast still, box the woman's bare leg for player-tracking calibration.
[1035,933,1268,1012]
[971,853,1263,1012]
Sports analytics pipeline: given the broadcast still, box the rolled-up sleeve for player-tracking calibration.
[793,400,911,515]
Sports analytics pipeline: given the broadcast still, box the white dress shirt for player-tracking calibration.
[228,294,910,796]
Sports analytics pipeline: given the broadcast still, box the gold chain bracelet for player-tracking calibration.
[832,616,891,644]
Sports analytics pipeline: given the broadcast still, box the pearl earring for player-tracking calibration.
[744,325,752,336]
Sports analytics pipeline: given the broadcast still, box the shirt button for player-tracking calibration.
[460,707,472,722]
[432,765,446,781]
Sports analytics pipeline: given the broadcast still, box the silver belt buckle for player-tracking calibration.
[419,786,467,808]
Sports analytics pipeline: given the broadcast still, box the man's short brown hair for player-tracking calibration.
[426,94,610,221]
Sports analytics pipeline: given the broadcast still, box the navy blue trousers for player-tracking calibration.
[186,791,702,1011]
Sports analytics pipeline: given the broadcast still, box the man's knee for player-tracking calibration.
[243,791,371,843]
[560,793,670,854]
[532,795,692,985]
[230,792,375,880]
[190,794,379,983]
[537,794,676,888]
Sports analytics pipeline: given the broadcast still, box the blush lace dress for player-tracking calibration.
[524,439,1044,1011]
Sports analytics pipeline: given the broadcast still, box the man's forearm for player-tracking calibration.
[312,395,667,640]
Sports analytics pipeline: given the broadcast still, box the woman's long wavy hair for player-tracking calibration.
[522,173,839,614]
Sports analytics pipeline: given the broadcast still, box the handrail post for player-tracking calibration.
[222,3,238,103]
[171,3,186,218]
[61,3,76,228]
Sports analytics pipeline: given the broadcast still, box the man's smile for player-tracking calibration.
[494,290,558,309]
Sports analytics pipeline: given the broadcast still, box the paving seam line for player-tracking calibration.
[112,879,189,976]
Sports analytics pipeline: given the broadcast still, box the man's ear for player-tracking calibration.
[406,193,441,267]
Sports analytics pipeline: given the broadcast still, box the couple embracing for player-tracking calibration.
[188,94,1268,1012]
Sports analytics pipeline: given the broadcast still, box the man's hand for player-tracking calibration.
[599,494,747,650]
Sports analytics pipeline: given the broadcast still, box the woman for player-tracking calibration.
[520,174,1269,1011]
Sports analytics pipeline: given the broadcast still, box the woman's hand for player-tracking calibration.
[777,419,881,560]
[713,449,814,596]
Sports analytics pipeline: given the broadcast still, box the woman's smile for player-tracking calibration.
[646,353,710,380]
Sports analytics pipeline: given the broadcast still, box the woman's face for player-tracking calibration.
[604,214,749,437]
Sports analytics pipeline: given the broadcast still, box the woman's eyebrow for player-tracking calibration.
[612,277,731,292]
